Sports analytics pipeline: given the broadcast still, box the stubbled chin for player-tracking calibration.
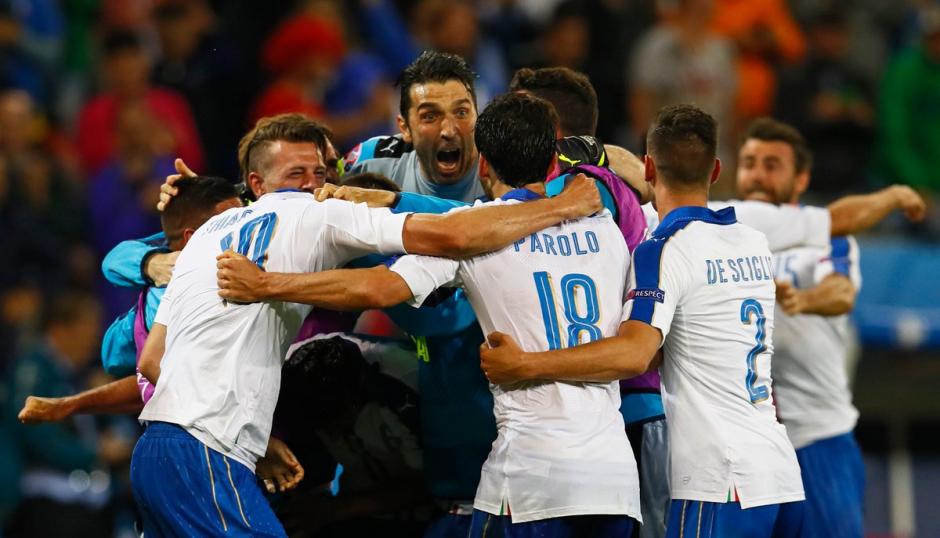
[743,192,774,203]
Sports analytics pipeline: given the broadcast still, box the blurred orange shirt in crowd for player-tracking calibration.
[711,0,806,119]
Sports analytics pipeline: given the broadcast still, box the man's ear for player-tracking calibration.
[709,158,721,185]
[248,171,265,198]
[180,228,196,249]
[794,169,810,198]
[546,153,559,178]
[644,155,656,186]
[397,115,412,144]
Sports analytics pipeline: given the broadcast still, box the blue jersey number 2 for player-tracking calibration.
[533,271,603,350]
[740,298,770,403]
[220,212,278,269]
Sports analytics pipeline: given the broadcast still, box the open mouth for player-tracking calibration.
[436,148,461,175]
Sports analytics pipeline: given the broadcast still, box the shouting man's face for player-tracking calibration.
[399,79,478,185]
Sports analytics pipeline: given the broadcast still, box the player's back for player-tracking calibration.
[627,206,803,508]
[141,192,407,468]
[771,237,860,449]
[410,194,640,521]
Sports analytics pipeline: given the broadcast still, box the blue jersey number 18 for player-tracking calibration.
[740,298,770,403]
[533,271,603,350]
[220,212,278,269]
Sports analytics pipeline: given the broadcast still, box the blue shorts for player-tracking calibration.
[130,422,286,537]
[796,432,864,538]
[469,509,635,538]
[423,512,472,538]
[666,500,804,538]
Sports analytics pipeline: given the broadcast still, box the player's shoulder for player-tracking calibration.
[345,135,414,168]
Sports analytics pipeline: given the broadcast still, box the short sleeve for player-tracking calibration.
[814,235,862,290]
[317,199,409,257]
[153,281,175,326]
[720,200,830,251]
[389,255,461,307]
[621,238,691,342]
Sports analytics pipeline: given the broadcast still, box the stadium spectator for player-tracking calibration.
[0,90,92,296]
[537,1,590,72]
[252,13,391,147]
[711,0,807,121]
[88,101,174,321]
[75,30,204,176]
[630,0,737,175]
[412,0,509,106]
[152,0,248,177]
[875,5,940,193]
[3,291,133,537]
[775,8,876,196]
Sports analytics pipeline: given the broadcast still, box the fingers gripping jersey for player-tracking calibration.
[623,206,804,509]
[142,192,407,470]
[390,192,641,523]
[772,236,861,449]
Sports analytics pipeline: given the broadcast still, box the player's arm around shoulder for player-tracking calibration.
[402,174,603,258]
[776,236,860,316]
[480,321,663,385]
[216,250,414,310]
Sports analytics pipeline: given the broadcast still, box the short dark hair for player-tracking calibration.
[237,113,329,185]
[740,117,813,174]
[341,172,401,192]
[161,176,239,247]
[279,337,371,425]
[396,50,477,121]
[509,67,598,136]
[647,104,719,190]
[474,93,558,187]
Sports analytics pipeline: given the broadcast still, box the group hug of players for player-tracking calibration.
[17,50,926,538]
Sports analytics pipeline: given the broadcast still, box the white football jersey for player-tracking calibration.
[772,236,861,449]
[623,206,804,508]
[390,192,640,523]
[641,200,832,252]
[142,192,407,470]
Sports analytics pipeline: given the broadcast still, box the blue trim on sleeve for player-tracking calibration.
[393,192,469,214]
[629,205,736,324]
[830,237,851,276]
[629,238,669,324]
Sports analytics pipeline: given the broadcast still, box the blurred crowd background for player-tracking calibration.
[0,0,939,536]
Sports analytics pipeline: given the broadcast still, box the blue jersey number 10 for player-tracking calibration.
[533,271,603,350]
[740,298,770,403]
[220,212,278,269]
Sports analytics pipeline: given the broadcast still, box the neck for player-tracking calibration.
[521,182,546,195]
[655,187,709,221]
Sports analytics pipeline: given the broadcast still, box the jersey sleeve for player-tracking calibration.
[316,199,409,264]
[345,135,409,173]
[101,232,169,287]
[153,281,175,326]
[388,255,461,307]
[621,239,692,343]
[718,200,831,251]
[100,309,138,376]
[394,192,470,215]
[814,235,862,290]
